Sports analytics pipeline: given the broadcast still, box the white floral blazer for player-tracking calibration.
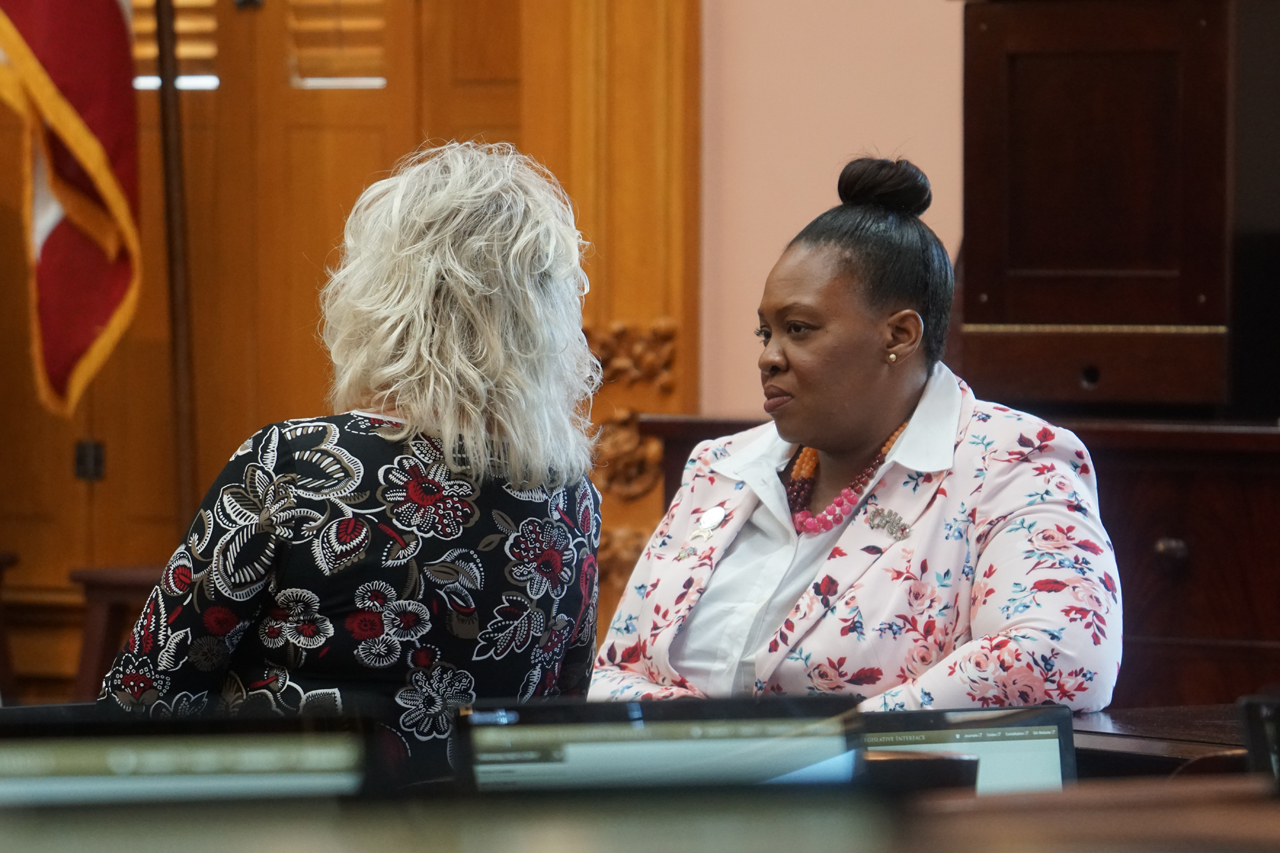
[591,375,1122,712]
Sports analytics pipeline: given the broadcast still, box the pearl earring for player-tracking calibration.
[888,353,898,363]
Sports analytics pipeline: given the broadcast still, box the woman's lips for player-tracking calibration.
[763,394,793,414]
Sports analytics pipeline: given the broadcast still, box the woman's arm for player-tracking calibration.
[99,425,296,715]
[555,482,603,697]
[858,426,1122,712]
[589,554,700,701]
[589,442,720,701]
[556,623,597,697]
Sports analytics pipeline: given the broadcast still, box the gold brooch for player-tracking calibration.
[867,507,911,541]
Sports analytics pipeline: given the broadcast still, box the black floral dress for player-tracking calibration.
[99,413,601,777]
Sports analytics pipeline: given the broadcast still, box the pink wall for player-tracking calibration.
[700,0,964,417]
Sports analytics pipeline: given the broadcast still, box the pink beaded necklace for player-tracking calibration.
[786,422,908,534]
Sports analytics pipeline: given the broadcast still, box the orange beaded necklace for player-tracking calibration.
[786,422,907,534]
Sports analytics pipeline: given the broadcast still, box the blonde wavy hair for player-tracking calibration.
[321,141,601,487]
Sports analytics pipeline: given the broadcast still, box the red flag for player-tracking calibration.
[0,0,140,416]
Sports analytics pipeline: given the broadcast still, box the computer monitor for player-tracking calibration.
[1240,694,1280,789]
[458,696,864,792]
[0,706,375,806]
[860,705,1076,795]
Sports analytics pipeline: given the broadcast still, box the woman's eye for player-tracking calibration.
[754,328,770,344]
[787,322,809,335]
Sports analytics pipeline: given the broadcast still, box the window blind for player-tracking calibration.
[288,0,386,85]
[130,0,218,79]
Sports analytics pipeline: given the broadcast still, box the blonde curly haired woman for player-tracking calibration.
[101,142,603,780]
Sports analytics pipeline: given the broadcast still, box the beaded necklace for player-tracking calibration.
[786,422,908,534]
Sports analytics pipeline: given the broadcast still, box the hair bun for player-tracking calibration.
[836,157,932,217]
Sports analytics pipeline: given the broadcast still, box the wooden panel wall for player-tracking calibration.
[188,2,260,491]
[251,0,420,430]
[421,0,522,146]
[0,107,93,701]
[961,1,1231,406]
[521,0,701,632]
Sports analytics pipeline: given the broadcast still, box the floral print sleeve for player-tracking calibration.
[101,424,300,715]
[590,439,723,701]
[551,481,602,697]
[590,550,703,701]
[857,426,1122,712]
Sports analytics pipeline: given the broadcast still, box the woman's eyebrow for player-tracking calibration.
[763,301,820,317]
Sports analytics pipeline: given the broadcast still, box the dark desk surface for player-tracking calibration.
[69,565,164,592]
[1072,705,1247,776]
[1074,704,1243,747]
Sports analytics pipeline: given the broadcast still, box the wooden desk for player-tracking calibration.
[69,566,162,702]
[1073,705,1248,777]
[913,774,1278,852]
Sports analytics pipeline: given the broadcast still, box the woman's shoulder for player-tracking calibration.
[490,473,599,507]
[957,392,1099,505]
[221,414,409,500]
[476,472,601,529]
[229,412,391,453]
[962,393,1090,458]
[688,421,778,464]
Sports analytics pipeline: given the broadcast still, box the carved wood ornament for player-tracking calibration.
[594,409,664,501]
[586,317,678,394]
[585,319,681,615]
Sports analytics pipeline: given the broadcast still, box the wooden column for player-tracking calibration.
[520,1,702,634]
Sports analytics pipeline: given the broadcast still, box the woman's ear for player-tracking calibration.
[885,309,924,363]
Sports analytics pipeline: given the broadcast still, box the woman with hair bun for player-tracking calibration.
[101,142,603,776]
[592,157,1122,712]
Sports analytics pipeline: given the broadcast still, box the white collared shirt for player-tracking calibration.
[666,362,964,696]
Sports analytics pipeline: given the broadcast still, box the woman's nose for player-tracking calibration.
[759,340,784,374]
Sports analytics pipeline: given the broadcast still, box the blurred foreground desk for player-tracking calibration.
[913,774,1277,852]
[0,776,1275,852]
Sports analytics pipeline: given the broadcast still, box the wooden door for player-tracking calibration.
[420,0,522,147]
[248,0,420,429]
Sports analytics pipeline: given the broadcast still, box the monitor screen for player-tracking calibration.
[860,707,1074,795]
[0,732,364,806]
[0,710,370,806]
[461,697,863,791]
